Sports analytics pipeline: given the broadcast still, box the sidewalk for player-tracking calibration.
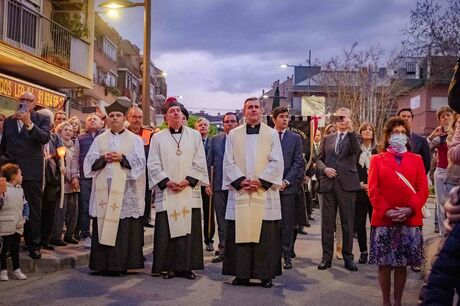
[6,196,445,275]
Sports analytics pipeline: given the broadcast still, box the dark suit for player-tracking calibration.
[279,130,305,260]
[410,133,431,174]
[201,137,215,245]
[0,111,51,250]
[316,131,361,263]
[207,133,227,254]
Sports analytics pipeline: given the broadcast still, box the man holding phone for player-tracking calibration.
[0,91,51,259]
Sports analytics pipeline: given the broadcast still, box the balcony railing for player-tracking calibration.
[1,0,90,78]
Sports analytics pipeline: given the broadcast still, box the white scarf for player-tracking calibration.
[358,144,373,169]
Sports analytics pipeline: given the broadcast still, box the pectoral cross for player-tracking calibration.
[182,206,190,218]
[170,210,180,221]
[110,202,119,212]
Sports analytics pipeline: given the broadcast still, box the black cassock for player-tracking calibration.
[222,220,282,280]
[152,208,204,273]
[89,217,144,272]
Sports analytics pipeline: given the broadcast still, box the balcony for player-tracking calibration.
[0,0,92,89]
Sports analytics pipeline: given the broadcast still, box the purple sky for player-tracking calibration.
[99,0,418,114]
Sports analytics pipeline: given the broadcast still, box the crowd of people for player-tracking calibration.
[0,83,459,304]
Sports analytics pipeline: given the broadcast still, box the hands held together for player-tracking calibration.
[104,152,123,163]
[385,207,413,223]
[166,180,190,192]
[241,179,262,193]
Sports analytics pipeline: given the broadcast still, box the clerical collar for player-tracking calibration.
[110,129,125,135]
[169,126,183,134]
[246,123,261,134]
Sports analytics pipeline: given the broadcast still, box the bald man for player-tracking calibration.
[0,92,51,259]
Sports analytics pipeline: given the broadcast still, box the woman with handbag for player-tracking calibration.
[368,117,429,306]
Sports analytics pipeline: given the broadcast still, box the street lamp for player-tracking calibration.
[99,0,152,126]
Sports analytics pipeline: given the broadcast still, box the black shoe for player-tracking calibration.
[29,249,42,259]
[64,237,79,244]
[317,260,332,270]
[41,243,55,250]
[298,228,308,235]
[182,271,196,280]
[205,243,214,252]
[308,216,315,221]
[344,261,358,271]
[411,266,421,273]
[49,239,67,247]
[212,256,224,263]
[232,278,249,286]
[434,226,440,234]
[162,271,175,279]
[144,223,154,228]
[261,279,273,288]
[358,252,368,264]
[215,250,220,256]
[283,258,293,270]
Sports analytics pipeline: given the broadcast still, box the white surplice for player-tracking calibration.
[84,129,146,219]
[223,124,284,222]
[147,126,209,238]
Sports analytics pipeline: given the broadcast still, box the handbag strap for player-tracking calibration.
[395,170,416,194]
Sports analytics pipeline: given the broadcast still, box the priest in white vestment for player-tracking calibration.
[147,98,209,280]
[222,97,284,288]
[84,99,146,276]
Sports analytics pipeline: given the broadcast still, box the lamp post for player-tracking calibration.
[99,0,152,126]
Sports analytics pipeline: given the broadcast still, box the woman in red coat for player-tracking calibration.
[368,117,429,306]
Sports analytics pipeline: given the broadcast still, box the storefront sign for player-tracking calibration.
[0,73,66,109]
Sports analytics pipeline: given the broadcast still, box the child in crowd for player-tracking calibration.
[0,163,28,281]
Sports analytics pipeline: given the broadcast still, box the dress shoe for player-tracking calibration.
[232,278,249,286]
[358,252,368,264]
[434,225,440,234]
[317,260,332,270]
[205,243,214,252]
[29,249,42,259]
[41,243,55,250]
[64,237,79,244]
[308,216,315,221]
[411,266,421,273]
[214,250,220,256]
[49,239,67,247]
[283,258,293,270]
[162,271,175,279]
[344,261,358,271]
[144,223,154,228]
[211,256,224,263]
[298,228,308,235]
[182,271,196,280]
[261,279,273,288]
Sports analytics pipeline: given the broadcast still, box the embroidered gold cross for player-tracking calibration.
[110,202,119,212]
[98,201,107,208]
[170,210,180,221]
[182,206,190,218]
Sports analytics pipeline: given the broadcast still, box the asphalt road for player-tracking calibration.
[0,208,428,306]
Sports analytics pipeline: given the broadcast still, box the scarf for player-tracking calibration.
[358,144,373,169]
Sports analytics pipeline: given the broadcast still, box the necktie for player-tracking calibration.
[336,133,344,154]
[278,132,283,141]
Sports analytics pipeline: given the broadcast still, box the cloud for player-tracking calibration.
[98,0,419,113]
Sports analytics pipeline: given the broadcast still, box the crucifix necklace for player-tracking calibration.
[170,130,184,156]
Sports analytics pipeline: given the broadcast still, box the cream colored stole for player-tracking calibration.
[94,131,133,246]
[233,123,272,243]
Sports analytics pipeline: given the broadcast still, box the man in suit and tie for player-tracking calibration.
[206,112,239,263]
[195,117,215,252]
[272,107,305,270]
[316,107,361,271]
[0,92,51,259]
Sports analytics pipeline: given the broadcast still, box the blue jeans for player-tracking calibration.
[78,179,92,239]
[434,167,447,235]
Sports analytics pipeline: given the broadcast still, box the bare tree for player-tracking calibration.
[402,0,460,58]
[316,44,405,139]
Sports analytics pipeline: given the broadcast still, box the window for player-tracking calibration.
[6,0,38,49]
[105,72,117,87]
[102,38,117,61]
[431,96,448,111]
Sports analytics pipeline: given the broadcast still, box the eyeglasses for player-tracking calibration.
[224,120,237,123]
[19,99,34,103]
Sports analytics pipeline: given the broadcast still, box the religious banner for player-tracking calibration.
[301,95,325,127]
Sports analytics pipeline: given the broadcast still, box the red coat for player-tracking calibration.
[368,151,429,227]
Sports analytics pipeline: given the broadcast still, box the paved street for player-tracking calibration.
[0,203,436,306]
